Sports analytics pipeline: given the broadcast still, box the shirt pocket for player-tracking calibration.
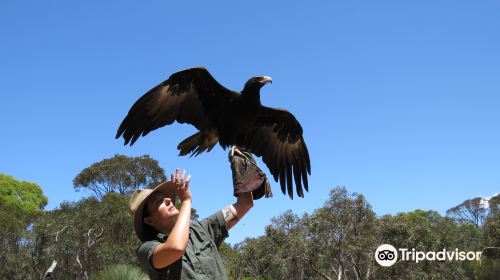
[195,240,213,257]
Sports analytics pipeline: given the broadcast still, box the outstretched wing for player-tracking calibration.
[116,67,237,145]
[242,107,311,199]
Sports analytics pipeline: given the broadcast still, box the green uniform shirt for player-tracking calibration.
[137,211,229,280]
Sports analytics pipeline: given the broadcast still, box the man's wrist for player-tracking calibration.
[237,192,253,201]
[222,205,239,224]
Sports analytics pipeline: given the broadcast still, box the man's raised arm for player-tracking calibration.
[222,192,254,230]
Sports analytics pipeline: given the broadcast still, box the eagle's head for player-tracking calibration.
[243,76,273,93]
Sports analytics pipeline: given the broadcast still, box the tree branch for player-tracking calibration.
[42,260,57,279]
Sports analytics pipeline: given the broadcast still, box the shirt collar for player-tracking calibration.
[156,232,168,242]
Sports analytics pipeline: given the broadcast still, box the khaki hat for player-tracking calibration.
[129,181,177,242]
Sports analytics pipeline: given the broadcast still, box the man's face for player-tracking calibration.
[143,191,179,231]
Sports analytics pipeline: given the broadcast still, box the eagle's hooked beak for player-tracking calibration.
[260,76,273,85]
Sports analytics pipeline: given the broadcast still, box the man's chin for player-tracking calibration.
[171,211,179,221]
[165,214,180,232]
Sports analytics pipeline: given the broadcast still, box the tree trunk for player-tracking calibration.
[42,260,57,279]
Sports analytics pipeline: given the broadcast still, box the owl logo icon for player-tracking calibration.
[375,244,398,267]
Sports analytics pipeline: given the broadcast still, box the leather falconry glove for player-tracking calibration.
[228,146,273,200]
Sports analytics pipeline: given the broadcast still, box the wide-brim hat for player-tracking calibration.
[128,181,177,242]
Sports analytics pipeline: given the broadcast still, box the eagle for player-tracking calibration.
[116,67,310,199]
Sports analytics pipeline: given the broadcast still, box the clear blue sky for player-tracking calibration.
[1,1,499,244]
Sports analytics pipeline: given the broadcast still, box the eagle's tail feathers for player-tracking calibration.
[177,130,219,157]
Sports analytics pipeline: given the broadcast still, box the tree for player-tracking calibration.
[223,188,494,280]
[473,194,500,279]
[232,236,281,279]
[483,194,500,248]
[488,195,499,215]
[372,210,482,279]
[306,187,378,280]
[265,211,317,280]
[29,190,201,279]
[0,173,48,280]
[223,187,379,280]
[73,154,166,198]
[31,192,140,279]
[0,173,48,231]
[446,197,489,227]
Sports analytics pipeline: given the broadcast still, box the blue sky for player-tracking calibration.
[1,1,499,244]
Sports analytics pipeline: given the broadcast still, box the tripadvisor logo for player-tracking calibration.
[375,244,398,267]
[375,244,482,267]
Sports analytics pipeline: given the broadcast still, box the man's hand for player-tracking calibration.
[170,168,192,203]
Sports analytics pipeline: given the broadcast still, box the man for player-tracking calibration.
[129,147,272,279]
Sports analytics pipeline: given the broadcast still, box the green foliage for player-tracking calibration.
[31,192,140,279]
[483,195,500,248]
[488,195,500,215]
[0,173,48,280]
[474,256,500,280]
[222,188,499,280]
[73,154,166,198]
[90,264,148,280]
[0,173,48,232]
[220,241,240,277]
[372,210,480,279]
[309,187,378,279]
[2,162,498,280]
[225,187,379,280]
[26,190,200,279]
